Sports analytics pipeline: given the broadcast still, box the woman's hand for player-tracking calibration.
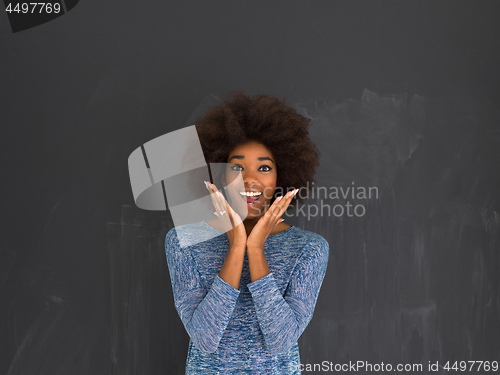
[205,181,247,249]
[246,188,299,250]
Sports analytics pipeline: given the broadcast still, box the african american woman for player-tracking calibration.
[165,91,329,374]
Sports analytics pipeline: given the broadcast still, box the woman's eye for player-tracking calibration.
[230,165,272,172]
[231,165,243,171]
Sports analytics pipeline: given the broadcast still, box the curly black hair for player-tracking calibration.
[195,90,321,206]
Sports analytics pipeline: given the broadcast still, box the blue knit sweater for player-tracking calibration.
[165,221,329,374]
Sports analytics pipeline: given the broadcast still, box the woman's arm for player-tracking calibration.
[165,228,243,353]
[206,182,248,290]
[246,238,329,355]
[218,243,246,289]
[245,190,296,283]
[246,243,271,283]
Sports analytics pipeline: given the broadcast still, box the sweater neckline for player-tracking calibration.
[203,221,295,237]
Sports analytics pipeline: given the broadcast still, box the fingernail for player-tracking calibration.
[204,181,209,189]
[293,188,299,196]
[276,196,283,201]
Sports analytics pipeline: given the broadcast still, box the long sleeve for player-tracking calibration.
[246,237,329,355]
[165,228,240,353]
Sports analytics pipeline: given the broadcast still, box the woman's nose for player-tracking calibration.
[242,170,259,185]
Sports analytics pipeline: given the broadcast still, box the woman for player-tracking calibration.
[165,91,329,374]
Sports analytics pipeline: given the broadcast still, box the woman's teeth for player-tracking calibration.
[239,191,262,197]
[239,191,262,205]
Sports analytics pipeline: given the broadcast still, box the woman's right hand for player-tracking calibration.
[205,181,247,249]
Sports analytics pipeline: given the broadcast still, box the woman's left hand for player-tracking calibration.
[246,188,298,250]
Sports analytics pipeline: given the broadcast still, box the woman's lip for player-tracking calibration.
[240,193,262,205]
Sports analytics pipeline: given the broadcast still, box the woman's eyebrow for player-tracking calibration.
[228,155,274,164]
[258,156,274,164]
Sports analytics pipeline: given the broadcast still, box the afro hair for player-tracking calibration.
[195,90,321,206]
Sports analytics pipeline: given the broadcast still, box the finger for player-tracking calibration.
[279,188,299,213]
[263,203,286,229]
[226,203,244,227]
[268,189,298,220]
[206,181,223,217]
[267,195,284,218]
[282,188,299,205]
[260,195,284,223]
[274,218,284,226]
[212,184,240,232]
[207,183,232,232]
[213,188,233,232]
[212,184,244,230]
[207,183,224,217]
[221,194,244,230]
[210,185,231,225]
[219,195,236,232]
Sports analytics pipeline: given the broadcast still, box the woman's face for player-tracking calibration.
[223,141,277,220]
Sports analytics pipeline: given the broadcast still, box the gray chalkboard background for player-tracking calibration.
[1,1,499,374]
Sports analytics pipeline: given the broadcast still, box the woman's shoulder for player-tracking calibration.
[165,222,201,244]
[270,226,330,253]
[165,221,222,252]
[285,227,329,270]
[292,226,329,247]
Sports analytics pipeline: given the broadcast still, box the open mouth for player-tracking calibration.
[239,191,262,206]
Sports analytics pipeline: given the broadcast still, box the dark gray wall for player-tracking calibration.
[1,1,499,374]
